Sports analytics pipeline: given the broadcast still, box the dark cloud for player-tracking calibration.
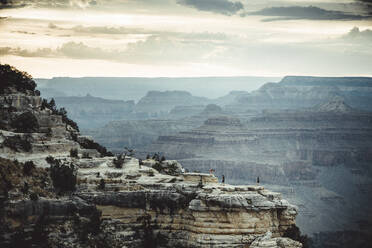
[247,6,371,22]
[0,0,25,9]
[177,0,244,15]
[0,0,97,9]
[355,0,372,14]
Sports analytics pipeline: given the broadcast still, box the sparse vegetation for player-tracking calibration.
[3,134,32,152]
[42,98,80,132]
[0,158,53,201]
[0,64,36,94]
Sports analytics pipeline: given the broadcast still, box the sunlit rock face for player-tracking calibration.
[0,71,302,248]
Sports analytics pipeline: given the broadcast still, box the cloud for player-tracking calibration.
[0,36,218,64]
[177,0,244,15]
[47,23,229,42]
[0,0,97,9]
[246,5,371,22]
[343,26,372,41]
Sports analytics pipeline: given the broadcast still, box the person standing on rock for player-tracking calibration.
[222,175,225,184]
[257,176,260,185]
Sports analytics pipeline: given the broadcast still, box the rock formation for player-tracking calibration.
[0,65,303,248]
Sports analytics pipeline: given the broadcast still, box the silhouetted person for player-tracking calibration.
[222,175,225,184]
[257,176,260,185]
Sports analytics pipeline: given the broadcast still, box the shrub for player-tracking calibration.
[70,148,79,158]
[160,156,166,162]
[30,192,39,201]
[21,182,29,195]
[152,153,160,161]
[113,154,125,169]
[98,179,105,190]
[46,156,76,193]
[11,111,39,133]
[23,161,35,175]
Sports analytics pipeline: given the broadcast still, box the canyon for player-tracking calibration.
[0,65,303,247]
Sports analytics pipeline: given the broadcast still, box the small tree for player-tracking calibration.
[98,178,105,190]
[23,161,35,175]
[46,156,77,194]
[70,148,79,158]
[113,154,125,169]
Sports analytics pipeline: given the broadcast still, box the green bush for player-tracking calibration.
[46,156,76,193]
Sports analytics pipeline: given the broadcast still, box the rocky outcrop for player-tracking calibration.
[75,157,300,248]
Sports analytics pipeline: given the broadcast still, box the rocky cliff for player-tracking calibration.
[0,65,303,248]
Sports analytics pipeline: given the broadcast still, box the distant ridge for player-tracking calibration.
[280,76,372,87]
[313,97,355,113]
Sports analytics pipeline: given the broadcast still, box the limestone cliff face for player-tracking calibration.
[0,66,302,248]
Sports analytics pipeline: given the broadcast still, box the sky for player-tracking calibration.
[0,0,371,78]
